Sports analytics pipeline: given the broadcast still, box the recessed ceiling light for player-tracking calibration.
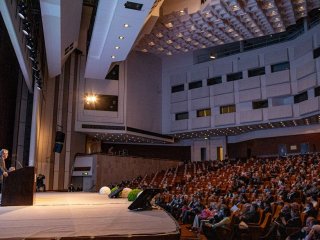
[119,36,124,40]
[124,23,129,28]
[115,46,120,49]
[111,55,116,59]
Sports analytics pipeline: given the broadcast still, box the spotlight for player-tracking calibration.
[29,52,37,61]
[32,65,39,71]
[36,80,43,90]
[26,40,34,50]
[22,26,30,36]
[18,2,27,19]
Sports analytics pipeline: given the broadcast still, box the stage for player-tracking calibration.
[0,192,180,239]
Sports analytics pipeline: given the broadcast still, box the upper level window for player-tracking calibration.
[315,86,320,97]
[175,112,189,120]
[189,80,202,90]
[271,61,290,73]
[314,47,320,59]
[84,94,118,111]
[252,100,268,109]
[227,72,242,82]
[294,91,308,104]
[197,108,211,117]
[207,76,222,86]
[220,104,236,114]
[171,84,184,93]
[248,67,265,78]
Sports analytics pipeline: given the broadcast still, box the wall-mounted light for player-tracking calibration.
[85,95,97,104]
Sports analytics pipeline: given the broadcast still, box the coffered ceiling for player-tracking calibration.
[135,0,320,55]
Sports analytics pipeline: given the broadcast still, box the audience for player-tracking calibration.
[114,153,320,240]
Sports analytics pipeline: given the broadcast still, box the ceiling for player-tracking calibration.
[39,0,320,78]
[135,0,320,55]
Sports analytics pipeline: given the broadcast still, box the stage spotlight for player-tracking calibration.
[29,52,37,61]
[26,36,34,48]
[18,3,27,19]
[26,41,34,50]
[22,26,30,36]
[36,80,43,90]
[32,65,39,71]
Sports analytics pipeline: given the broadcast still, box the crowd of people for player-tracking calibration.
[119,153,320,240]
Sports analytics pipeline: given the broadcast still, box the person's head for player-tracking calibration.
[306,217,317,228]
[0,149,8,160]
[220,205,231,217]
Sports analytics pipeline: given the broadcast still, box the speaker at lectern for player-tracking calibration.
[1,167,35,206]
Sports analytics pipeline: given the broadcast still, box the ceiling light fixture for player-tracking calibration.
[111,55,116,59]
[118,36,124,40]
[115,46,120,49]
[124,23,129,28]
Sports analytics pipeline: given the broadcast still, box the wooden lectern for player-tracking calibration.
[1,167,35,206]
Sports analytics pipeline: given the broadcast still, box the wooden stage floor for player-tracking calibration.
[0,192,180,239]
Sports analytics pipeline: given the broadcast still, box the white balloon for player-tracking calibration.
[99,186,111,195]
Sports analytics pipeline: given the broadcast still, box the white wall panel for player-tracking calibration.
[211,82,234,95]
[268,105,293,120]
[171,101,188,113]
[191,117,211,129]
[214,113,236,126]
[170,72,187,85]
[264,48,288,65]
[191,97,210,110]
[266,83,291,97]
[238,55,259,71]
[238,76,261,90]
[240,109,263,123]
[299,97,319,115]
[296,60,315,80]
[294,38,313,59]
[84,79,118,94]
[214,93,234,106]
[297,73,317,92]
[171,120,188,131]
[212,60,232,75]
[191,66,208,81]
[239,88,261,102]
[265,70,290,86]
[171,91,188,103]
[190,87,209,99]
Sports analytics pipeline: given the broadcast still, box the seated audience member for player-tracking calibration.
[304,202,319,220]
[182,196,201,224]
[286,217,318,240]
[305,224,320,240]
[203,205,232,240]
[191,204,213,231]
[238,203,260,224]
[277,203,302,238]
